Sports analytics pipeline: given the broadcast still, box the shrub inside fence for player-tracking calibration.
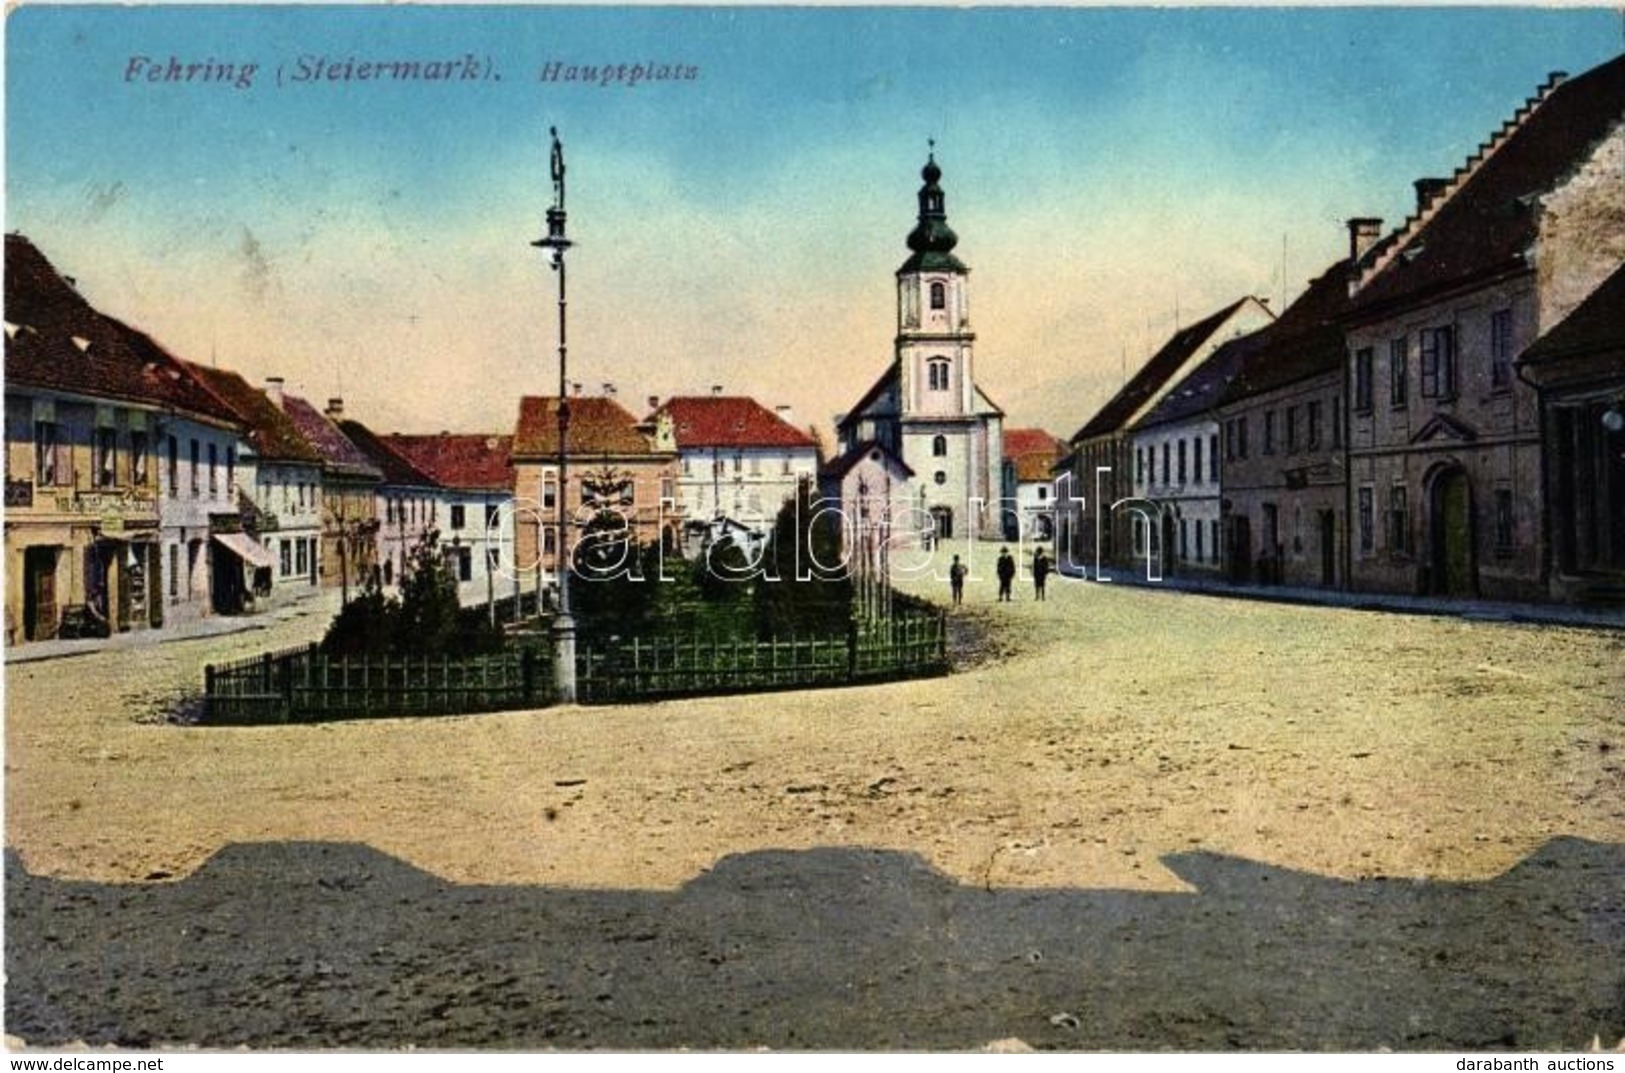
[204,610,948,723]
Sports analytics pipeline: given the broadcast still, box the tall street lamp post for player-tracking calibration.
[533,126,577,703]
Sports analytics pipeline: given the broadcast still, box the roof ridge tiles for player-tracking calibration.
[1354,68,1569,293]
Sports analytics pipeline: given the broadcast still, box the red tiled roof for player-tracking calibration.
[4,234,239,426]
[387,433,516,492]
[1003,427,1067,483]
[513,395,661,458]
[650,396,817,450]
[185,364,324,464]
[281,395,382,481]
[1069,298,1260,443]
[1352,55,1625,315]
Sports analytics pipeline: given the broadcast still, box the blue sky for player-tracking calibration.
[6,6,1621,439]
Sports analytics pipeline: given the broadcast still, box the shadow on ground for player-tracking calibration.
[6,839,1623,1050]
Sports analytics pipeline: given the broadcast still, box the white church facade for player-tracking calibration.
[832,150,1004,542]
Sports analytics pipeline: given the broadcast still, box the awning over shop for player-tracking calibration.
[212,531,275,569]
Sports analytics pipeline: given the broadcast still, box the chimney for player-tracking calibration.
[264,376,285,409]
[711,384,723,397]
[1346,217,1383,262]
[602,381,617,397]
[325,397,344,419]
[775,404,796,426]
[1413,178,1448,214]
[571,381,582,396]
[647,395,660,412]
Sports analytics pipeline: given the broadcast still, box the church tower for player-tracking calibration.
[895,148,976,419]
[893,147,1003,541]
[832,146,1005,543]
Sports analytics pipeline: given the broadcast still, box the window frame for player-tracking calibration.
[1353,348,1374,413]
[1389,336,1408,408]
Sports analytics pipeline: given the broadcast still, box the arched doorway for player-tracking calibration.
[1428,465,1476,596]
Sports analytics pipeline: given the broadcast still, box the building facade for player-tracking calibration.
[511,393,681,585]
[4,235,244,642]
[281,394,382,597]
[1344,60,1625,600]
[1217,257,1356,588]
[1058,298,1273,577]
[1516,262,1625,603]
[648,394,819,555]
[1001,428,1067,542]
[387,433,519,607]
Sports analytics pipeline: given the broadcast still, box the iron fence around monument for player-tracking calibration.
[203,607,947,723]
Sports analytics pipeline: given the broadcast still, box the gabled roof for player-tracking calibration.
[1132,334,1261,431]
[338,418,441,489]
[4,233,239,426]
[387,434,516,493]
[650,396,816,450]
[513,395,662,458]
[837,361,902,432]
[1003,428,1067,483]
[281,395,382,481]
[1070,298,1263,442]
[1352,55,1625,314]
[1221,259,1356,405]
[837,360,1004,430]
[820,439,915,482]
[185,364,324,465]
[1519,261,1625,366]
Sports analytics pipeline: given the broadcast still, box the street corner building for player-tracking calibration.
[3,233,252,642]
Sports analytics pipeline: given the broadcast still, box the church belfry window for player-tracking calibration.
[929,281,946,310]
[927,358,950,391]
[932,435,947,457]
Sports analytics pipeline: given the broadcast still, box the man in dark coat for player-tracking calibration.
[1033,548,1051,601]
[996,546,1016,602]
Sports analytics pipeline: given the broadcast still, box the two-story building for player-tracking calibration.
[511,393,681,587]
[1217,254,1357,587]
[186,367,324,606]
[280,394,382,598]
[1057,297,1273,576]
[648,394,819,556]
[1516,262,1625,604]
[336,415,446,590]
[387,433,518,606]
[4,234,241,640]
[1344,58,1625,600]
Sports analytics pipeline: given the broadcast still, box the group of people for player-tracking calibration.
[947,546,1051,606]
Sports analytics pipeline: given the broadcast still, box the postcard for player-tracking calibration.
[4,4,1623,1057]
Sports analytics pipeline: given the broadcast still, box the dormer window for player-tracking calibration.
[927,358,950,391]
[929,282,946,310]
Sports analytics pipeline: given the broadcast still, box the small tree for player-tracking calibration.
[319,573,399,656]
[754,481,853,638]
[395,528,461,656]
[319,529,503,657]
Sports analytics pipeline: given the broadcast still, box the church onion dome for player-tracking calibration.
[900,149,968,275]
